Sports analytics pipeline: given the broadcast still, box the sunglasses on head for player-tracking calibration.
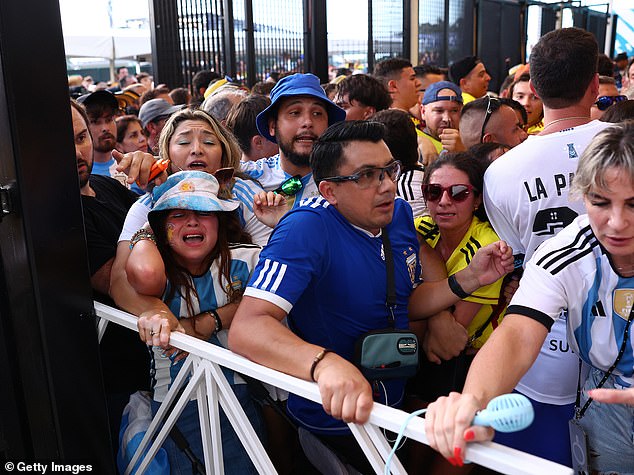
[480,96,501,143]
[595,95,628,111]
[421,183,477,203]
[274,175,303,196]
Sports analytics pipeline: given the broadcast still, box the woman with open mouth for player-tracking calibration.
[126,170,263,474]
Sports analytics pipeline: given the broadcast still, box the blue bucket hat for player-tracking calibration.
[422,81,463,105]
[256,73,346,143]
[148,171,239,231]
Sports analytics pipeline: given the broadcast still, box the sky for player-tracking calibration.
[59,0,149,34]
[59,0,634,57]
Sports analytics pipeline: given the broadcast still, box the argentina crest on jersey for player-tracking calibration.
[403,246,417,285]
[613,289,634,321]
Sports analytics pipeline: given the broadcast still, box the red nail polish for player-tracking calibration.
[464,429,475,441]
[454,447,463,466]
[447,457,457,467]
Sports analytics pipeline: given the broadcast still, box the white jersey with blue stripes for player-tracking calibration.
[151,243,261,401]
[510,215,634,389]
[240,154,319,209]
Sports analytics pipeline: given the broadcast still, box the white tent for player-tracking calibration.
[62,28,151,59]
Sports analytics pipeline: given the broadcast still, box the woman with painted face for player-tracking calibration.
[111,108,272,344]
[126,171,262,474]
[424,122,634,473]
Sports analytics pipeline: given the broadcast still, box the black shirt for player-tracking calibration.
[81,175,151,393]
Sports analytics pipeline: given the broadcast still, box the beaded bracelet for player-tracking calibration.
[206,309,223,335]
[129,229,157,250]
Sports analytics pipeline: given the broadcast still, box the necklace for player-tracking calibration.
[614,257,634,275]
[542,116,590,132]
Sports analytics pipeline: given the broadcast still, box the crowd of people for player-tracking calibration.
[70,26,634,474]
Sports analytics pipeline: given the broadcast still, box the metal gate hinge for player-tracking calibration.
[0,183,14,221]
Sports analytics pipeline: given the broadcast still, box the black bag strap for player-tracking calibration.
[381,228,397,328]
[574,303,634,420]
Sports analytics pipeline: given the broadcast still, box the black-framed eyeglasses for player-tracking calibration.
[274,175,303,196]
[595,95,628,111]
[321,160,402,190]
[421,183,477,203]
[479,96,501,143]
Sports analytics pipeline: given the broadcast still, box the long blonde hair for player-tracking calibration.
[158,108,242,174]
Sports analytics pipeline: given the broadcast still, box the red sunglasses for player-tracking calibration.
[422,183,477,203]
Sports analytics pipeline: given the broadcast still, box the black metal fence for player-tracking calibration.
[150,0,609,91]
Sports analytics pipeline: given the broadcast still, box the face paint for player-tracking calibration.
[166,222,175,244]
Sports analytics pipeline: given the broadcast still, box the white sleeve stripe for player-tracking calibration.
[251,258,271,287]
[244,288,293,313]
[269,263,287,293]
[261,260,279,290]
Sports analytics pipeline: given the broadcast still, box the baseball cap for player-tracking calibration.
[422,81,463,105]
[148,171,239,232]
[449,56,481,85]
[256,73,346,143]
[77,90,119,112]
[115,89,141,111]
[139,99,184,128]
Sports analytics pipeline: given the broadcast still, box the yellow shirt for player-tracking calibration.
[526,120,544,135]
[411,116,425,136]
[414,215,506,348]
[461,91,477,104]
[422,131,442,154]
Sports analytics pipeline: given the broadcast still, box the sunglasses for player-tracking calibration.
[321,160,402,190]
[480,96,501,143]
[595,95,628,111]
[421,183,477,203]
[274,175,303,196]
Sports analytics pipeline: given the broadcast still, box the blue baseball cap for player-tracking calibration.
[148,171,239,231]
[422,81,463,105]
[256,73,346,143]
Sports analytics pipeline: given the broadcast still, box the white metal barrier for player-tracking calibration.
[94,302,574,475]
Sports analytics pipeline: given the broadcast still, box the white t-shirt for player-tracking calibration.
[484,120,610,404]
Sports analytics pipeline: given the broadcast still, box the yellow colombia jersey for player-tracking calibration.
[414,215,506,348]
[460,91,477,104]
[526,120,544,135]
[422,131,442,154]
[411,116,425,136]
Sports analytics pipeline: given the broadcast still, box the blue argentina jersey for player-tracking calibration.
[151,244,261,401]
[509,215,634,388]
[245,196,422,434]
[240,154,319,208]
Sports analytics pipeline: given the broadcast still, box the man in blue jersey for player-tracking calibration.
[229,121,514,472]
[241,73,346,210]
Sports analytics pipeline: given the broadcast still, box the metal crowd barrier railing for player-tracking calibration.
[94,302,574,475]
